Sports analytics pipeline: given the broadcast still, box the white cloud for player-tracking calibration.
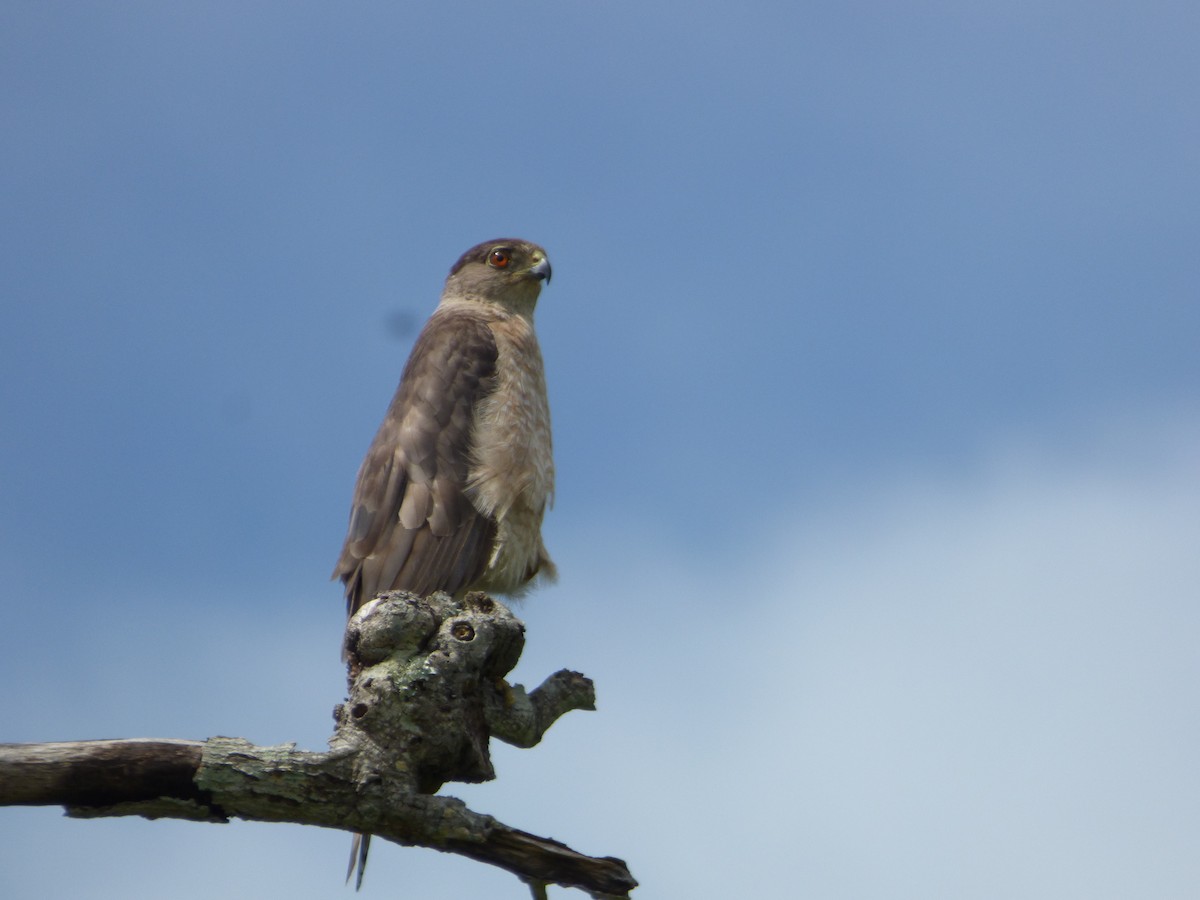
[4,413,1197,899]
[485,411,1200,898]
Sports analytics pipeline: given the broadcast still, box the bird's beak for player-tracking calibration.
[530,256,552,284]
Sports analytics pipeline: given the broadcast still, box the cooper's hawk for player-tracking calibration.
[332,238,556,885]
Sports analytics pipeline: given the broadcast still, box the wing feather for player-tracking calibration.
[333,307,499,615]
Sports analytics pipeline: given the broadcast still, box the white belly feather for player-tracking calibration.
[466,313,555,594]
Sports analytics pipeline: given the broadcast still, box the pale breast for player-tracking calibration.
[466,312,555,592]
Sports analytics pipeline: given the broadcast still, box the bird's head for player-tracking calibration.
[442,238,551,317]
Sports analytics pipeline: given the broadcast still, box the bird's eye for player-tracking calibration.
[489,249,511,269]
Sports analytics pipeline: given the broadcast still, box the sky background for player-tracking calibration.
[2,2,1198,898]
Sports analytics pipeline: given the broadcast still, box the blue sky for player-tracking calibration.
[2,3,1198,898]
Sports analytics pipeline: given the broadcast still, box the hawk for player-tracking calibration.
[332,238,556,885]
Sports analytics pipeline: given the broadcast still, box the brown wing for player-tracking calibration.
[333,306,500,616]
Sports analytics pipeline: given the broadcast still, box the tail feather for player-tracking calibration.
[345,832,371,890]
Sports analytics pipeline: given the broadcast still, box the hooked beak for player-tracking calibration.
[530,256,552,284]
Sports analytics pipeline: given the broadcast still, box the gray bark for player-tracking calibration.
[0,592,634,898]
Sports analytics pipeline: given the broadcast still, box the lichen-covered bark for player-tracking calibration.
[335,591,523,793]
[0,593,632,897]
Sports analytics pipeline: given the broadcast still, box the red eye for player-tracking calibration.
[489,249,511,268]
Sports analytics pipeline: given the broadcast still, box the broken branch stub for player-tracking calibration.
[333,590,594,792]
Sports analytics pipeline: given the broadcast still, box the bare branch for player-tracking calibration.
[0,593,635,897]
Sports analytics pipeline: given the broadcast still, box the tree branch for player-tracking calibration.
[0,592,636,898]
